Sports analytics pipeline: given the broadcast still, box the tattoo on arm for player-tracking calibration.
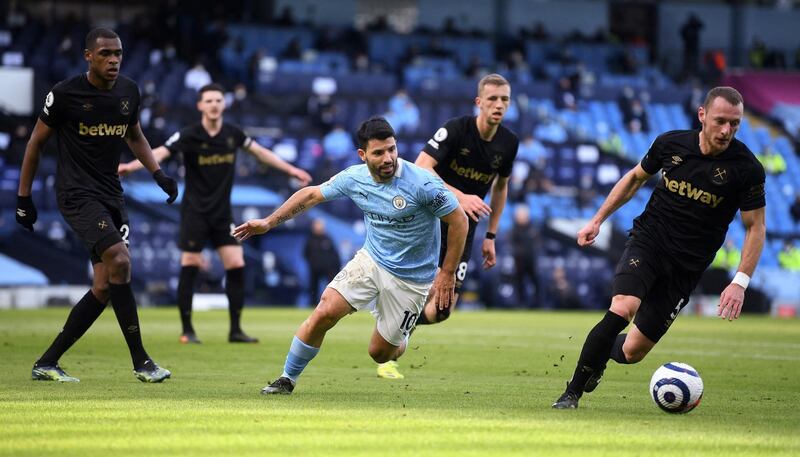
[275,204,307,226]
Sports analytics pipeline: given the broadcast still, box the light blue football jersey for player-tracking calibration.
[320,158,459,283]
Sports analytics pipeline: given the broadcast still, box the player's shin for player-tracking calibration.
[225,267,245,333]
[109,282,150,369]
[566,311,629,396]
[281,335,320,383]
[177,266,199,335]
[36,290,107,366]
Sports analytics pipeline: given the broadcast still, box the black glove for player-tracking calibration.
[16,195,37,232]
[153,169,178,204]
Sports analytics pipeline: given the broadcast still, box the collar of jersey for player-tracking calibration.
[394,158,405,178]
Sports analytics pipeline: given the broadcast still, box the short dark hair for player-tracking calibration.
[85,27,119,50]
[198,83,226,101]
[703,86,743,109]
[356,117,395,150]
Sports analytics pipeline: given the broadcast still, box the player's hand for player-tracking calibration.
[153,169,178,204]
[481,238,496,269]
[118,163,132,177]
[15,195,37,232]
[432,269,456,310]
[291,167,312,186]
[233,219,270,241]
[577,220,601,247]
[718,282,745,321]
[459,194,491,222]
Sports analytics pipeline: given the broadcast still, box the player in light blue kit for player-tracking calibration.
[233,117,468,395]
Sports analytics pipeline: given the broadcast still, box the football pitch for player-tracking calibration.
[1,308,798,456]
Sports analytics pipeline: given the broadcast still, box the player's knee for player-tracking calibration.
[307,311,336,332]
[92,284,110,303]
[610,295,638,321]
[308,302,342,331]
[106,251,131,277]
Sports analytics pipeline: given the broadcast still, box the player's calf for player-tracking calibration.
[611,329,656,364]
[368,340,400,363]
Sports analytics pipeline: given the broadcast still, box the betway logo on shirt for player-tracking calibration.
[78,122,128,137]
[449,159,494,184]
[198,153,235,166]
[662,175,724,208]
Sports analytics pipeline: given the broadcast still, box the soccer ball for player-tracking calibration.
[649,362,704,413]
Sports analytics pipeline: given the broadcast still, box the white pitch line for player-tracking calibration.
[667,336,800,351]
[667,348,800,361]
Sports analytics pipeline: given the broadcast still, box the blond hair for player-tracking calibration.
[478,73,510,96]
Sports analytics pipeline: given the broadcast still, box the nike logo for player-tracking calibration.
[17,209,26,217]
[358,192,368,199]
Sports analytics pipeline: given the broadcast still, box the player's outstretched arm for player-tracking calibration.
[16,119,54,231]
[124,122,178,203]
[233,186,325,241]
[432,207,468,310]
[718,206,765,321]
[482,175,509,269]
[416,151,491,222]
[246,141,312,186]
[578,163,652,247]
[118,145,171,176]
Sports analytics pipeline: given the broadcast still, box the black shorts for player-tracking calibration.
[179,208,239,252]
[612,238,703,343]
[58,194,129,264]
[438,218,478,293]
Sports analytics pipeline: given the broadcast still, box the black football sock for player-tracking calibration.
[177,266,199,334]
[566,311,629,396]
[226,267,245,334]
[610,333,632,364]
[109,282,150,369]
[415,310,431,326]
[36,290,107,366]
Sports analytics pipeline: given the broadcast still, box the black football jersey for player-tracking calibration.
[39,73,141,199]
[632,130,766,271]
[422,115,518,199]
[164,122,251,218]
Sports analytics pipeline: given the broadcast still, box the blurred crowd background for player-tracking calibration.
[1,0,800,315]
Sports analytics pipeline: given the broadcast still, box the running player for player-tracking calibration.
[374,73,519,379]
[233,117,468,394]
[553,86,766,409]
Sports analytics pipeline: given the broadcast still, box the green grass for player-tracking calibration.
[1,308,798,456]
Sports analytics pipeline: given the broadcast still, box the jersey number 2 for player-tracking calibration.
[120,224,130,246]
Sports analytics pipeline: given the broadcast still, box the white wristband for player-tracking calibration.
[731,272,750,289]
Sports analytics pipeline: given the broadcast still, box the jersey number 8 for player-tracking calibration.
[456,262,468,281]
